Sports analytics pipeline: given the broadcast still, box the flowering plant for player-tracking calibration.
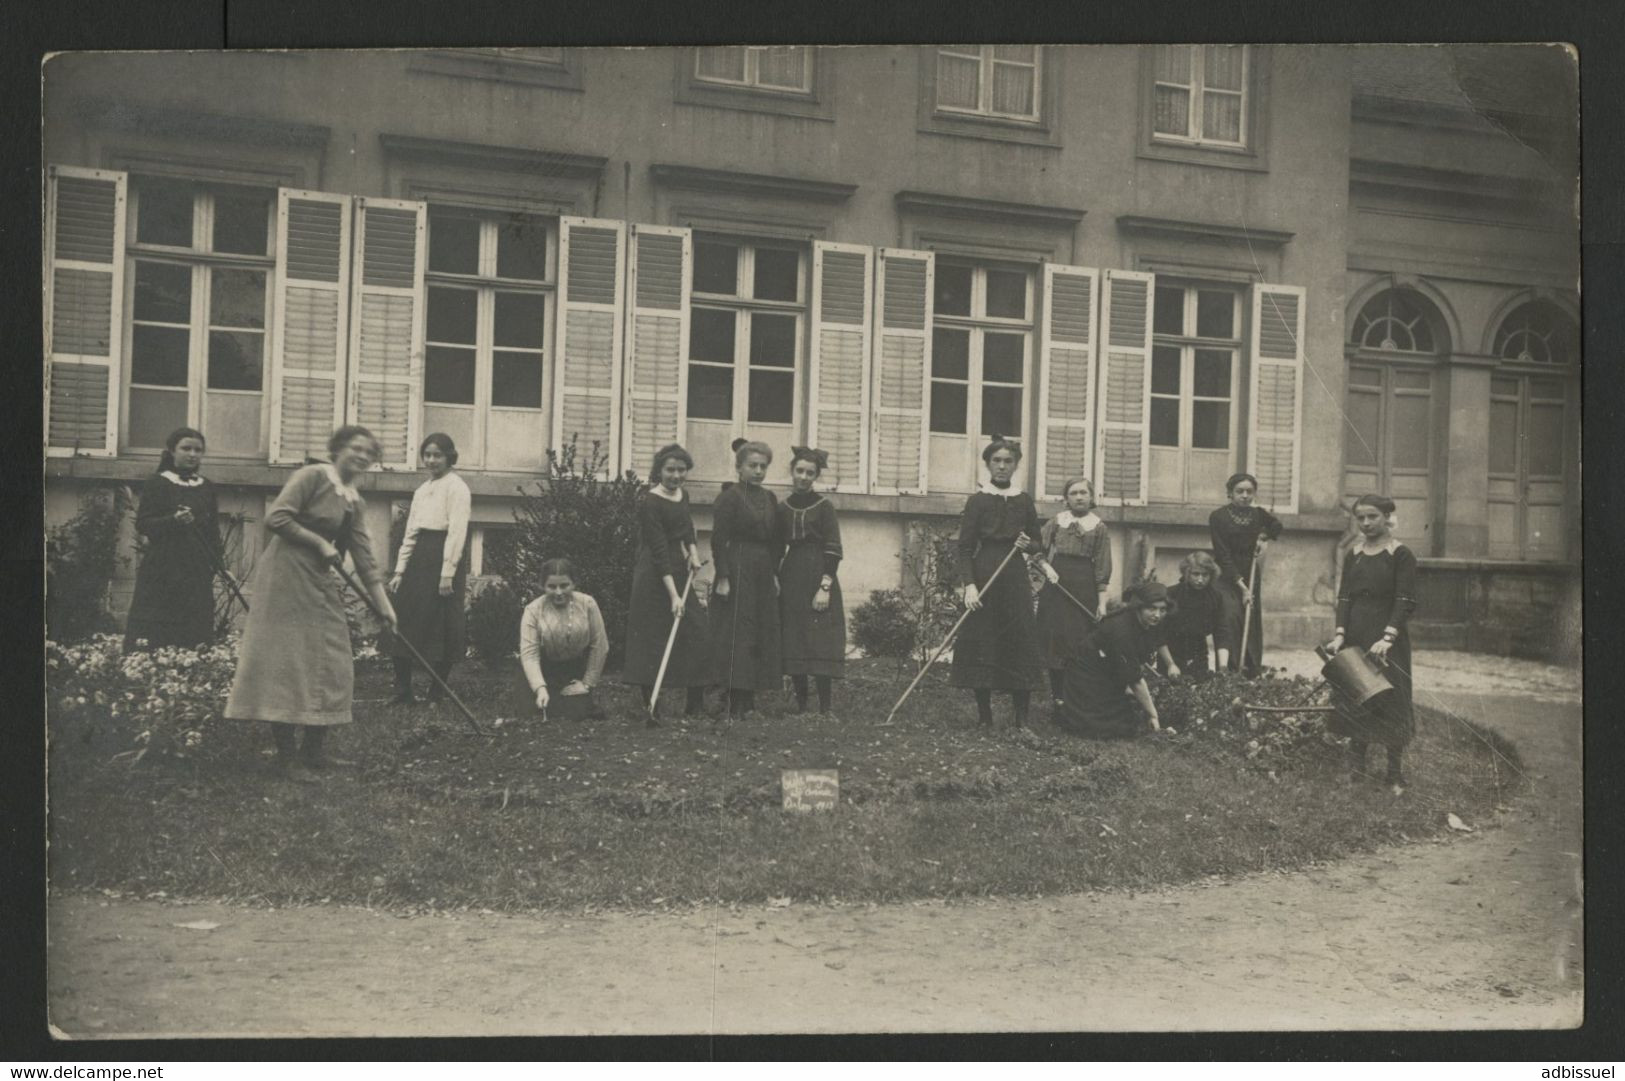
[1150,669,1341,771]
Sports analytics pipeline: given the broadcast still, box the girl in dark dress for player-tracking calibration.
[1056,581,1171,739]
[1324,494,1419,794]
[386,433,471,704]
[622,443,708,723]
[949,436,1051,729]
[1160,551,1226,678]
[1034,476,1112,707]
[1209,472,1284,676]
[125,427,222,651]
[707,438,784,719]
[776,446,846,716]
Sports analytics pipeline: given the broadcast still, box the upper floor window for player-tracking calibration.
[1352,289,1441,354]
[1494,300,1578,366]
[687,236,806,426]
[1153,45,1248,147]
[935,45,1041,122]
[695,46,812,94]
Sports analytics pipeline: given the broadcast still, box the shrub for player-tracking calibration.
[466,579,523,663]
[46,488,127,643]
[482,439,645,667]
[1151,668,1340,772]
[850,588,917,660]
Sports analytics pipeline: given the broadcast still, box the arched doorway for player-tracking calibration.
[1487,300,1579,561]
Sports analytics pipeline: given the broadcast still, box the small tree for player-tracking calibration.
[484,439,645,668]
[46,488,127,643]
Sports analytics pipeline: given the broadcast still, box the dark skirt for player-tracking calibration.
[125,539,216,651]
[1034,553,1099,669]
[1164,632,1212,676]
[1057,653,1146,740]
[778,542,846,678]
[708,541,783,691]
[1328,598,1415,749]
[621,550,705,688]
[949,543,1044,692]
[390,529,468,665]
[1216,574,1266,674]
[513,652,604,721]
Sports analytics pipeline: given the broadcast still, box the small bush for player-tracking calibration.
[466,580,522,663]
[850,588,917,660]
[46,488,127,643]
[1151,668,1339,772]
[48,634,239,761]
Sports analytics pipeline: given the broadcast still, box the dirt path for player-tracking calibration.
[47,673,1582,1035]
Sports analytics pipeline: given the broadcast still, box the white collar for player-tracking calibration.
[159,470,204,488]
[1055,509,1101,531]
[979,478,1024,497]
[648,484,684,503]
[1357,536,1401,556]
[321,462,362,504]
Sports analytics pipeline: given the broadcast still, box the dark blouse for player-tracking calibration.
[1208,505,1284,586]
[135,472,221,557]
[955,488,1042,586]
[779,490,843,577]
[1335,542,1419,637]
[637,489,698,578]
[1164,581,1220,640]
[1091,609,1162,690]
[711,483,783,583]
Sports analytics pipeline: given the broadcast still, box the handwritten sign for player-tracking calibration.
[781,769,839,813]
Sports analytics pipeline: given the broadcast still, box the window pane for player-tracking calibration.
[1203,91,1243,143]
[428,213,480,275]
[496,215,549,281]
[985,269,1027,319]
[1192,400,1229,449]
[1195,290,1234,338]
[212,192,270,255]
[1488,399,1519,474]
[427,287,478,344]
[494,292,546,349]
[983,332,1024,383]
[991,63,1036,117]
[1150,397,1180,447]
[697,46,746,82]
[1491,376,1519,397]
[930,382,967,434]
[935,264,972,316]
[1155,45,1193,84]
[753,247,800,301]
[1392,370,1430,391]
[1345,388,1381,467]
[492,351,543,408]
[134,261,192,324]
[757,46,807,90]
[1350,365,1383,389]
[1390,394,1430,469]
[128,388,190,448]
[937,53,982,109]
[207,330,263,391]
[136,180,193,247]
[425,346,476,404]
[693,241,739,295]
[749,313,797,369]
[209,268,266,329]
[1203,45,1245,91]
[687,364,733,420]
[1153,86,1191,136]
[1154,286,1185,335]
[131,325,190,386]
[690,307,736,363]
[992,45,1036,63]
[1530,378,1564,400]
[981,386,1022,438]
[1151,345,1181,394]
[1529,403,1565,476]
[932,327,969,380]
[748,369,794,423]
[1192,348,1231,397]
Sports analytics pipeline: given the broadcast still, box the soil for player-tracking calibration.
[46,654,1582,1035]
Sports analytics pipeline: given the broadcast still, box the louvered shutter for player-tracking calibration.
[1034,263,1100,501]
[269,189,353,465]
[621,224,690,479]
[554,216,626,477]
[1094,269,1154,507]
[808,241,874,493]
[44,166,127,458]
[1248,283,1306,514]
[870,248,933,495]
[347,197,426,470]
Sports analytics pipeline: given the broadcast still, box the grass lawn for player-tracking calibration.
[47,657,1527,912]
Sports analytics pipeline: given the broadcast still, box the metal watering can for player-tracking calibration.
[1315,644,1394,705]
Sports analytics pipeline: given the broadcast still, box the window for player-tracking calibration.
[686,236,805,428]
[125,176,273,456]
[1352,289,1439,354]
[409,48,582,91]
[695,46,811,94]
[1494,301,1578,366]
[1147,281,1241,503]
[935,45,1041,122]
[424,208,554,468]
[927,261,1034,490]
[1152,45,1248,147]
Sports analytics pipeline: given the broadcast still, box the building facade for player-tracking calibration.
[41,45,1581,656]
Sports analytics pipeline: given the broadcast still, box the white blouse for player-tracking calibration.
[394,471,472,578]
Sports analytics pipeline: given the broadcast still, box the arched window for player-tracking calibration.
[1351,289,1440,354]
[1494,301,1578,366]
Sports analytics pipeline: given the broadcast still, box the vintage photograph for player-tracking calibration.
[41,43,1581,1036]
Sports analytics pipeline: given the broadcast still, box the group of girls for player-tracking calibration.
[121,424,1418,791]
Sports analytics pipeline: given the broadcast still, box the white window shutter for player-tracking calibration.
[870,247,933,495]
[269,188,353,465]
[1094,269,1154,507]
[554,216,626,478]
[621,224,690,481]
[45,165,127,458]
[808,241,874,493]
[1034,263,1100,501]
[347,197,426,471]
[1248,283,1306,514]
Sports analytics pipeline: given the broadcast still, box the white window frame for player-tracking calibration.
[122,179,275,456]
[1152,45,1249,149]
[694,46,813,94]
[1147,281,1242,503]
[935,45,1042,123]
[929,261,1036,488]
[686,237,807,436]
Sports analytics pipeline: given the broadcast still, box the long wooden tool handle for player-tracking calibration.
[1238,552,1261,666]
[188,521,251,615]
[1047,579,1101,623]
[648,555,707,715]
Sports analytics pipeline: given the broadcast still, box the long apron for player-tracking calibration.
[389,528,469,665]
[778,540,846,677]
[1328,598,1415,749]
[1035,552,1099,669]
[949,542,1044,692]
